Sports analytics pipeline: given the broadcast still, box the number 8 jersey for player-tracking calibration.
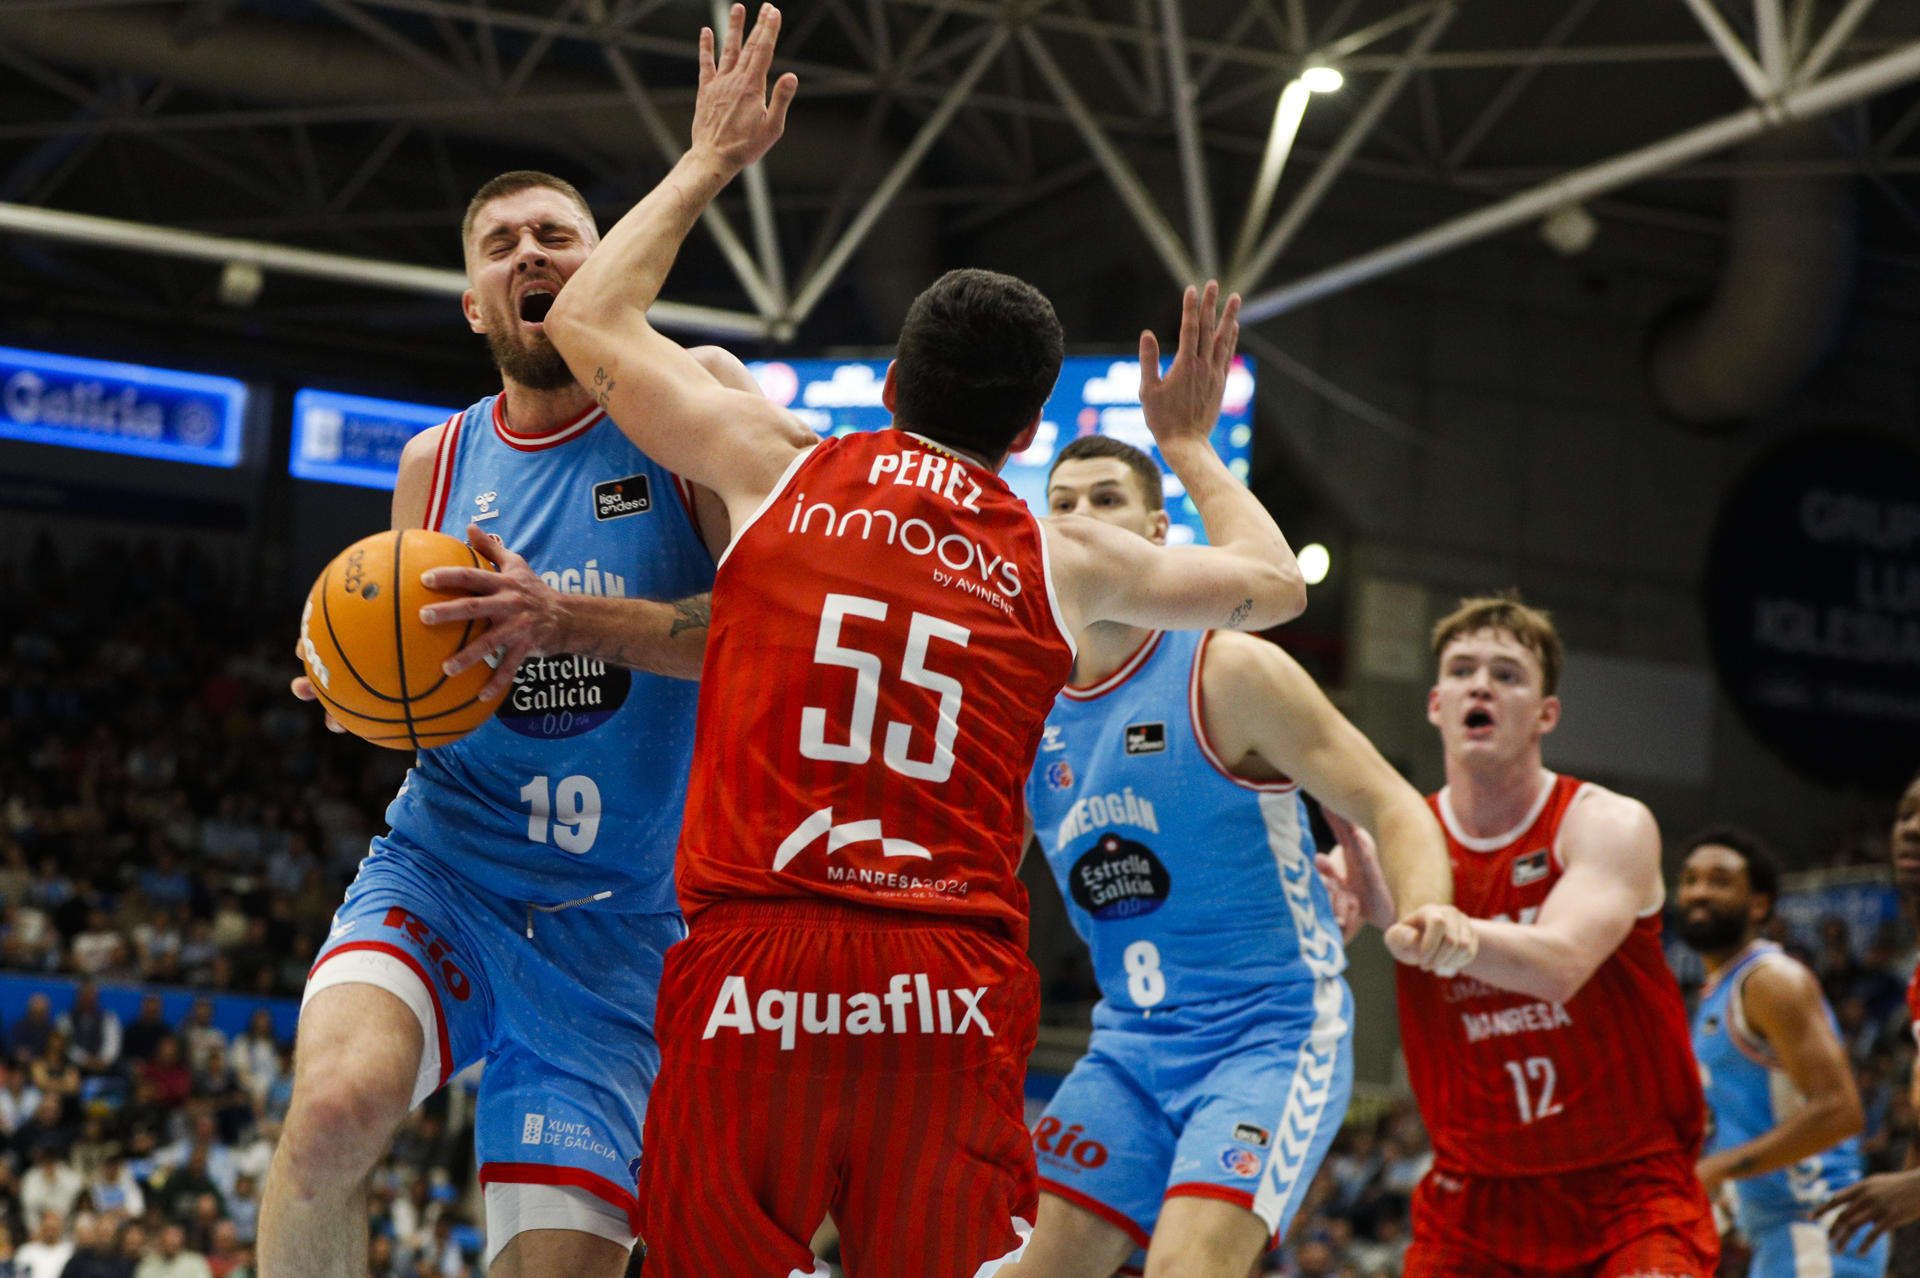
[675,429,1076,945]
[1395,774,1705,1176]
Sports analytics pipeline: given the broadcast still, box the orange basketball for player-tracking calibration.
[298,529,499,751]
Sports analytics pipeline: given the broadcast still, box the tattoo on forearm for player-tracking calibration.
[592,366,615,413]
[1227,597,1254,627]
[669,595,712,638]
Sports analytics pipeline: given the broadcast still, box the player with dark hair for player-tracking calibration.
[1824,768,1920,1255]
[1677,825,1884,1277]
[267,167,742,1278]
[1327,593,1718,1278]
[1011,435,1464,1278]
[543,7,1470,1272]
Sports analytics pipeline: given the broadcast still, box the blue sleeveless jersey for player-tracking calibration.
[375,396,712,912]
[1693,940,1868,1235]
[1024,629,1345,1010]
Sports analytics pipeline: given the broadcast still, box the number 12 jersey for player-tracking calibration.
[675,429,1077,945]
[1395,773,1705,1176]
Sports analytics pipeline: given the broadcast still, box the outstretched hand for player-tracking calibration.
[416,523,556,703]
[1384,904,1478,978]
[1826,1171,1920,1255]
[692,3,799,174]
[1138,280,1242,452]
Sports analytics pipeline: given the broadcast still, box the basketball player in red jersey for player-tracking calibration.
[1822,767,1920,1253]
[1324,595,1717,1278]
[543,7,1471,1273]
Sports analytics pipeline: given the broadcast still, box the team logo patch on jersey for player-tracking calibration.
[1040,725,1065,753]
[497,655,631,739]
[592,474,653,520]
[1219,1146,1262,1177]
[1232,1123,1271,1149]
[1123,721,1166,755]
[474,490,501,522]
[1068,834,1171,920]
[1044,761,1074,791]
[1511,849,1550,886]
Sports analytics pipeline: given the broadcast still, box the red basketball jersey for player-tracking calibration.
[675,429,1077,945]
[1907,966,1920,1049]
[1396,773,1706,1176]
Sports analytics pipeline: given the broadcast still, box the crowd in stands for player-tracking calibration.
[0,539,483,1278]
[6,536,1917,1278]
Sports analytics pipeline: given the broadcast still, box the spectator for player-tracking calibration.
[149,1147,220,1224]
[180,1200,219,1259]
[136,1042,189,1111]
[58,984,121,1077]
[19,1145,83,1225]
[57,1213,117,1278]
[67,915,122,981]
[131,1227,207,1278]
[28,1035,80,1117]
[13,1212,71,1278]
[365,1235,396,1278]
[68,1121,114,1183]
[220,1179,255,1249]
[178,1009,221,1078]
[10,998,54,1068]
[0,1062,41,1138]
[86,1160,142,1222]
[118,1001,168,1070]
[200,1226,238,1278]
[226,1015,277,1116]
[99,1223,141,1278]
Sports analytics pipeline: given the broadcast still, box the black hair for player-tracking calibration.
[891,269,1065,461]
[1681,824,1782,919]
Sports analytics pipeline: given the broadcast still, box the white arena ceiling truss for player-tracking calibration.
[2,0,1919,348]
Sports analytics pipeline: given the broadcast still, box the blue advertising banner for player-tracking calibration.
[0,344,247,468]
[290,388,456,489]
[747,354,1256,544]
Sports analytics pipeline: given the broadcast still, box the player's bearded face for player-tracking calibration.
[480,303,574,391]
[1675,896,1747,951]
[464,191,597,393]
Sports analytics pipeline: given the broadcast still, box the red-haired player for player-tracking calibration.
[1325,596,1717,1278]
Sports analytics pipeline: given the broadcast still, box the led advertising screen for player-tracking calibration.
[0,345,248,468]
[289,389,457,490]
[747,354,1255,544]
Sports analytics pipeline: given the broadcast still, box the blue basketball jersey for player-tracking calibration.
[1693,940,1869,1235]
[1024,629,1345,1010]
[376,396,712,912]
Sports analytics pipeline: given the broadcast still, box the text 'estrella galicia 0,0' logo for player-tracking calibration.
[1068,833,1170,921]
[498,654,631,739]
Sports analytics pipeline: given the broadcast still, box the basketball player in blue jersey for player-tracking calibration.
[266,170,746,1278]
[1011,435,1471,1278]
[1677,826,1887,1277]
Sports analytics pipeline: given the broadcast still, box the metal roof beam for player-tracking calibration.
[1242,37,1920,321]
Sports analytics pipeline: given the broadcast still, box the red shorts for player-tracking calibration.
[1404,1151,1719,1278]
[636,900,1040,1278]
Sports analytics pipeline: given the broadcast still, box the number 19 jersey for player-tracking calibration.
[675,429,1077,944]
[1396,773,1705,1176]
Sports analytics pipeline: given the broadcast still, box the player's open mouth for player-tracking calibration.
[519,285,557,323]
[1464,708,1493,732]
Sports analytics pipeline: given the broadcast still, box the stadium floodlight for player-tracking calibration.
[1301,66,1345,94]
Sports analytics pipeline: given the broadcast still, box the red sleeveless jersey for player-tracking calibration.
[675,429,1076,945]
[1395,773,1705,1176]
[1908,966,1920,1049]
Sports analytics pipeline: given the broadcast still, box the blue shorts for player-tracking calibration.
[1033,975,1353,1251]
[305,847,684,1240]
[1747,1218,1887,1278]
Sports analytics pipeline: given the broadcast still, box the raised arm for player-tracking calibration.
[543,4,811,520]
[1697,958,1863,1199]
[1199,632,1470,973]
[1047,283,1304,635]
[1458,787,1661,1005]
